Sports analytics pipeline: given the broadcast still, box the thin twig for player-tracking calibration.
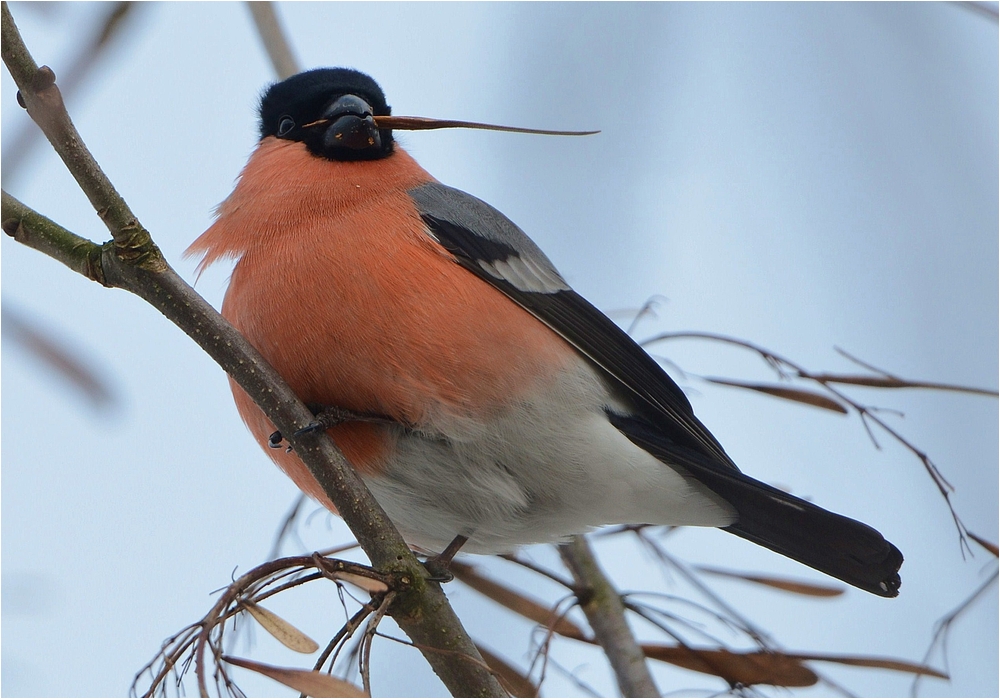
[132,624,201,697]
[499,553,576,589]
[369,630,510,686]
[134,556,386,697]
[193,557,395,695]
[525,596,581,690]
[634,529,773,649]
[624,295,668,337]
[829,347,997,395]
[313,605,374,675]
[314,541,362,557]
[624,596,732,649]
[360,591,396,696]
[911,569,999,695]
[644,330,984,549]
[545,654,605,697]
[267,493,307,560]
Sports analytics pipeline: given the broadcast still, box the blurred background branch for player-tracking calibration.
[1,302,118,410]
[246,1,300,80]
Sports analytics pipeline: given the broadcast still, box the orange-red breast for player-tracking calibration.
[188,68,902,597]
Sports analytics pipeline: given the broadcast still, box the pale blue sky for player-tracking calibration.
[2,3,997,697]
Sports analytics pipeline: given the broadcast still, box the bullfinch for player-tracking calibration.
[188,68,903,597]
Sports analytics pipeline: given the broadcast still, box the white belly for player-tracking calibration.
[365,358,736,553]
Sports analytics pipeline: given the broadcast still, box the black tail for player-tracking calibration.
[608,412,903,597]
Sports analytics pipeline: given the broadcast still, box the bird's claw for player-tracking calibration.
[268,431,294,453]
[293,420,326,437]
[272,406,400,451]
[422,559,455,583]
[421,534,469,583]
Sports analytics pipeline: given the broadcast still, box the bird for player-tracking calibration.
[187,67,903,597]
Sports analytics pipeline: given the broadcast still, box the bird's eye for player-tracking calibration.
[277,116,295,137]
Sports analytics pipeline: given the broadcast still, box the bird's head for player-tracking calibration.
[259,67,394,162]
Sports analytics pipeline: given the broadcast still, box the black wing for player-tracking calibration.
[409,181,736,469]
[408,181,903,597]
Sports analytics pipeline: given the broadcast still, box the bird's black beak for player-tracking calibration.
[322,94,382,154]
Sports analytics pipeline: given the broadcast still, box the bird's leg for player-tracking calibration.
[267,404,398,450]
[421,534,470,582]
[294,405,399,436]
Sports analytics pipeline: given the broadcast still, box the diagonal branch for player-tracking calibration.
[1,4,503,696]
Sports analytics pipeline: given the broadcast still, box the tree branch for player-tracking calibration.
[559,535,659,697]
[2,3,142,246]
[1,4,503,696]
[246,1,300,80]
[1,190,108,281]
[2,2,138,183]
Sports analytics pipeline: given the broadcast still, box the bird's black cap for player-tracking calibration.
[258,68,394,161]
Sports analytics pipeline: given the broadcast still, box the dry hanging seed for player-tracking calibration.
[241,600,319,654]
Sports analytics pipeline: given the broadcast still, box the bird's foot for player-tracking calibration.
[295,404,397,436]
[421,535,470,583]
[268,404,398,449]
[268,430,291,451]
